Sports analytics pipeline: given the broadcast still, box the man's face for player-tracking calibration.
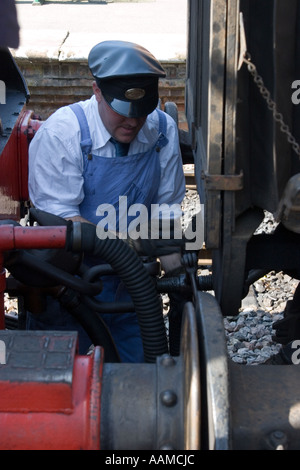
[93,82,147,143]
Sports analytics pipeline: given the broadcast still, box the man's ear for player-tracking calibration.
[92,81,102,103]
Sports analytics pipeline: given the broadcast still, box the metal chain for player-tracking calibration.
[243,55,300,157]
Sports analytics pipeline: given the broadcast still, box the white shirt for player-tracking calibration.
[28,95,186,220]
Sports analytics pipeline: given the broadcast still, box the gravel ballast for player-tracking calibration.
[182,189,300,365]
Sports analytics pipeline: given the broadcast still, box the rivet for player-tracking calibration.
[160,389,177,407]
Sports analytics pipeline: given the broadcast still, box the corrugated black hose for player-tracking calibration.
[68,221,168,363]
[2,211,169,362]
[28,208,168,363]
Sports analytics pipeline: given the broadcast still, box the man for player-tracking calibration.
[28,40,187,362]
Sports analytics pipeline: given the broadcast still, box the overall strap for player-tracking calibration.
[69,103,93,158]
[155,108,169,150]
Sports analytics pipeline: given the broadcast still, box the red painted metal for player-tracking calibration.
[0,224,67,328]
[0,113,20,219]
[0,107,43,220]
[0,345,103,450]
[0,225,67,251]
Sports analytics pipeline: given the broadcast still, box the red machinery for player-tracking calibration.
[0,49,42,221]
[0,212,105,450]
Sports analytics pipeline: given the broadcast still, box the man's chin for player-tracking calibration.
[117,132,137,143]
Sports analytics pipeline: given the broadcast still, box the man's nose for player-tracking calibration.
[124,117,140,127]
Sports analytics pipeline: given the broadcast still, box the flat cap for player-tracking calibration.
[88,40,166,80]
[88,40,166,117]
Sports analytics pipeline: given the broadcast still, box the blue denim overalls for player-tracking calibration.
[28,103,169,363]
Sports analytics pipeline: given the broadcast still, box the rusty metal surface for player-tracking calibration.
[202,171,243,191]
[188,0,300,245]
[186,0,228,249]
[186,0,300,317]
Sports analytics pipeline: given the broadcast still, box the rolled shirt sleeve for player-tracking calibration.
[28,108,85,219]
